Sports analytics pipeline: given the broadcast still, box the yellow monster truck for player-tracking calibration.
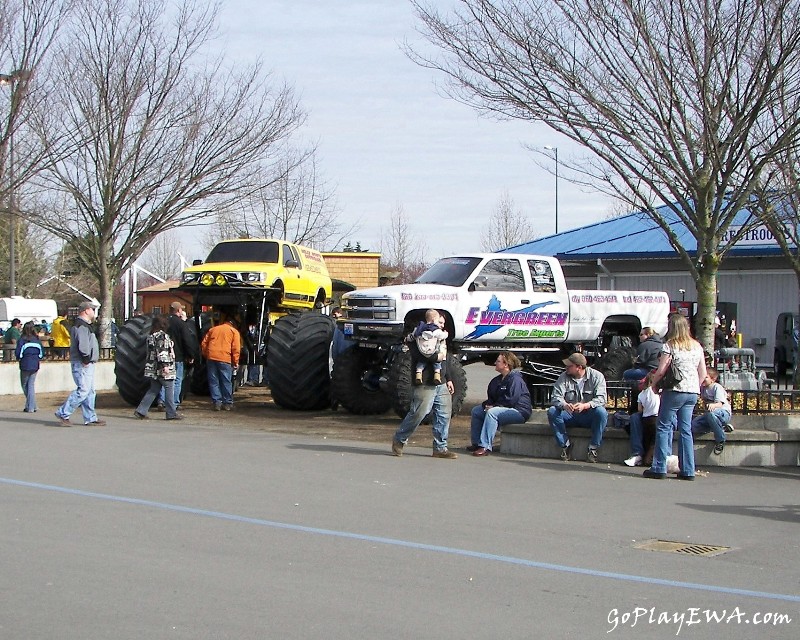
[116,239,334,411]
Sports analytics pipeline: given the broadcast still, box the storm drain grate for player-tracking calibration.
[634,539,731,557]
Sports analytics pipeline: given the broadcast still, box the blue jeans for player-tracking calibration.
[651,390,698,476]
[394,384,452,452]
[137,378,178,418]
[57,362,97,424]
[547,405,608,449]
[629,412,660,457]
[691,408,731,444]
[20,370,38,412]
[158,361,184,406]
[470,405,526,450]
[623,368,649,381]
[207,360,233,405]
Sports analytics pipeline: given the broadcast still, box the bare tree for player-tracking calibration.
[480,191,531,251]
[0,0,73,296]
[410,0,800,351]
[27,0,304,343]
[139,230,184,281]
[380,203,428,284]
[212,145,355,250]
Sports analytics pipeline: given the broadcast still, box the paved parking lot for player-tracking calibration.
[1,367,798,639]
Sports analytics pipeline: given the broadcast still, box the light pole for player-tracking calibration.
[1,70,28,296]
[544,145,559,234]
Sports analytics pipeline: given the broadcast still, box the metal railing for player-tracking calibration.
[529,383,800,415]
[1,346,116,362]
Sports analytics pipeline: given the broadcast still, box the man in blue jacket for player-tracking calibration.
[55,301,105,427]
[469,350,532,456]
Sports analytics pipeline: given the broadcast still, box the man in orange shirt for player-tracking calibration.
[200,313,241,411]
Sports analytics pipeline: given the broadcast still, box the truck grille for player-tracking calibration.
[343,298,396,321]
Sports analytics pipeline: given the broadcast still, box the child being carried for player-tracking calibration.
[412,309,448,385]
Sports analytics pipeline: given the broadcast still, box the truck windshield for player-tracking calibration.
[414,257,482,286]
[205,241,279,264]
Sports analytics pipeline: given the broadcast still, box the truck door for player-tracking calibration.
[462,258,567,342]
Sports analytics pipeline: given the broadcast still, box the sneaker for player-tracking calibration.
[713,441,725,455]
[587,448,599,463]
[222,404,233,411]
[676,473,695,481]
[723,423,735,433]
[166,414,185,421]
[213,403,222,411]
[156,402,165,411]
[54,412,72,427]
[472,447,490,457]
[560,442,573,461]
[85,420,107,426]
[432,449,458,459]
[466,444,480,452]
[643,469,666,479]
[133,411,149,420]
[391,440,404,457]
[624,455,643,467]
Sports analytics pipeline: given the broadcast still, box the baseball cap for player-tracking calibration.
[78,301,98,312]
[170,301,185,312]
[562,353,587,368]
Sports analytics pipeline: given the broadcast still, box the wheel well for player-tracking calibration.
[599,316,641,344]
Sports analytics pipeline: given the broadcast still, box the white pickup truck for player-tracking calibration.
[331,253,669,416]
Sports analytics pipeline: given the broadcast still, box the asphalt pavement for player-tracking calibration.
[1,364,799,639]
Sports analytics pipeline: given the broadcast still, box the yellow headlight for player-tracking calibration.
[215,274,227,286]
[200,273,214,286]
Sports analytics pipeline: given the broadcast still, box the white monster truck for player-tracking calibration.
[331,253,670,416]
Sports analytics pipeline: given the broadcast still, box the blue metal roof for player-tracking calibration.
[506,203,782,259]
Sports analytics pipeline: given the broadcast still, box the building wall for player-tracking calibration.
[565,264,799,367]
[322,253,380,289]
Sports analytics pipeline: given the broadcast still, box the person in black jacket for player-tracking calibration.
[158,301,199,409]
[15,321,44,413]
[392,312,458,459]
[468,351,532,456]
[623,327,663,381]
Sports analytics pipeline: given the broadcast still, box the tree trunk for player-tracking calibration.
[694,260,719,356]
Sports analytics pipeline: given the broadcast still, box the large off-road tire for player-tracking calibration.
[389,350,468,420]
[331,346,393,415]
[594,346,636,382]
[268,313,334,410]
[115,315,152,406]
[190,361,210,396]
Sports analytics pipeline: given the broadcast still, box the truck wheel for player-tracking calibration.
[331,346,393,415]
[190,361,210,396]
[268,313,334,410]
[115,316,152,406]
[389,351,468,420]
[594,346,636,381]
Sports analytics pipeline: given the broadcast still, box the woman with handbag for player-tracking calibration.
[643,313,708,480]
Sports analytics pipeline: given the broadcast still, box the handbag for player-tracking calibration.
[657,355,683,390]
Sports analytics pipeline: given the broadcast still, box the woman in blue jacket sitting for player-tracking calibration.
[469,350,532,456]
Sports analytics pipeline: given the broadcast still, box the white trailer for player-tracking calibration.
[0,297,58,330]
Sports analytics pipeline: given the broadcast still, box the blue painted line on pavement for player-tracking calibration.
[2,476,799,604]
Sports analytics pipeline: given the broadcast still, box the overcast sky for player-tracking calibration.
[211,0,613,258]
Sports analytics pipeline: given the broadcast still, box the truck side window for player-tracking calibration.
[476,259,525,291]
[527,260,556,293]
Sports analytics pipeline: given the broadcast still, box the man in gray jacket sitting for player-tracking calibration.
[547,352,608,462]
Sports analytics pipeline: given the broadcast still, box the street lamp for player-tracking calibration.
[544,146,559,234]
[1,69,30,296]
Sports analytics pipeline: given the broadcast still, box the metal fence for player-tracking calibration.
[529,383,800,415]
[1,346,116,363]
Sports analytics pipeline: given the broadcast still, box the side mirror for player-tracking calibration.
[285,259,300,269]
